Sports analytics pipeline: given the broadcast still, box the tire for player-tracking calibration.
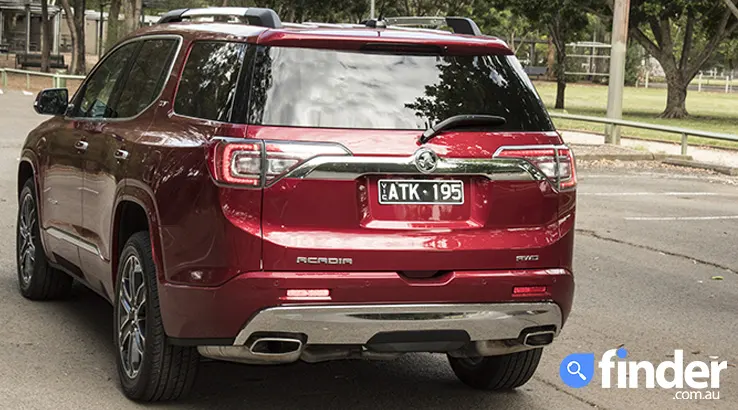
[114,231,199,401]
[17,178,73,300]
[448,348,543,390]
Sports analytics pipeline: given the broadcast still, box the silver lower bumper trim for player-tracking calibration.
[199,303,562,364]
[233,303,562,346]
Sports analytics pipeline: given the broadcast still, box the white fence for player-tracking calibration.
[0,68,86,90]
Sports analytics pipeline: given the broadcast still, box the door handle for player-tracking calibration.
[74,140,88,151]
[114,149,129,160]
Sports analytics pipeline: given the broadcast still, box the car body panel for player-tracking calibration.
[19,21,576,345]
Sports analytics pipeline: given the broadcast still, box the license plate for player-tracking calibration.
[378,180,464,205]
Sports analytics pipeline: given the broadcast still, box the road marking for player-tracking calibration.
[624,215,738,221]
[580,192,720,196]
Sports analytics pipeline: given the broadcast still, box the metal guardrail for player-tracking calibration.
[1,67,735,157]
[0,68,85,90]
[548,112,738,155]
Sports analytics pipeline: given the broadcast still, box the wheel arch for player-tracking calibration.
[17,160,35,196]
[112,183,165,286]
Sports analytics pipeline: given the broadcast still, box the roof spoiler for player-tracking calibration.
[157,7,282,28]
[372,16,482,36]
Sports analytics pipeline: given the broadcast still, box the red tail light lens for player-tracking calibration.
[221,143,261,186]
[494,145,577,190]
[208,139,350,187]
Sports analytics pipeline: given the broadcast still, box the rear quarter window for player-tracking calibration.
[115,38,178,118]
[174,41,245,122]
[247,47,553,131]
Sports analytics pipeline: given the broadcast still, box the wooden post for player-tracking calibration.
[605,0,631,145]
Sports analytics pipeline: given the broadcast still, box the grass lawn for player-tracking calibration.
[534,81,738,148]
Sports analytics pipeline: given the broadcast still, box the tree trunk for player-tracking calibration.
[72,0,86,75]
[555,76,566,109]
[106,0,122,52]
[123,0,142,34]
[546,37,555,80]
[58,0,78,73]
[133,0,142,30]
[661,76,689,118]
[630,10,737,120]
[554,43,567,109]
[40,0,52,72]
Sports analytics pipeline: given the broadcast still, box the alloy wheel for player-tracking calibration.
[18,192,36,287]
[118,254,147,379]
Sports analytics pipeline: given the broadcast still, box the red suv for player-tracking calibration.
[17,7,575,401]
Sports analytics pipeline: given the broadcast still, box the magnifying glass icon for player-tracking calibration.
[567,361,587,381]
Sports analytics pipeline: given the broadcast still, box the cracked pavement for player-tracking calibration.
[0,91,737,409]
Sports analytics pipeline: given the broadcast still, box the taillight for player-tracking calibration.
[494,145,577,190]
[208,139,350,187]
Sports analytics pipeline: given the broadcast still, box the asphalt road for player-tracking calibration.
[1,90,737,409]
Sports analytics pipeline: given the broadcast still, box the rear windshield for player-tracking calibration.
[247,47,553,131]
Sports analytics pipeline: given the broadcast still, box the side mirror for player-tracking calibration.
[34,88,69,116]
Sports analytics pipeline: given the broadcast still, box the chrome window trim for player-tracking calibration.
[67,34,184,123]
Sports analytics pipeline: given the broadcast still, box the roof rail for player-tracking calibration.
[157,7,282,29]
[382,16,481,36]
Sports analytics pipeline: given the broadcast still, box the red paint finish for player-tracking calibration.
[19,21,576,342]
[159,268,574,339]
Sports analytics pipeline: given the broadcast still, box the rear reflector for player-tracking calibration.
[281,289,332,301]
[512,286,548,296]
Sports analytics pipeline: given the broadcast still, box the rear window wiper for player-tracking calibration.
[419,115,507,144]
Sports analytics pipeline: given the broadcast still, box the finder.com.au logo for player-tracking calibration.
[560,348,727,400]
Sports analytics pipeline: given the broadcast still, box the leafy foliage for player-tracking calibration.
[626,0,738,117]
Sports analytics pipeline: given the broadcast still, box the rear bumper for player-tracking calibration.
[198,302,562,364]
[234,302,562,345]
[158,268,574,341]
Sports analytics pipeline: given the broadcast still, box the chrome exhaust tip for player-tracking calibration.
[249,337,304,356]
[198,336,304,365]
[522,330,555,347]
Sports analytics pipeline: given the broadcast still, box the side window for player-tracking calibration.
[115,39,178,118]
[76,42,138,118]
[174,41,245,122]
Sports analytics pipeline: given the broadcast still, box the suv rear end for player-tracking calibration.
[23,7,576,401]
[162,9,575,394]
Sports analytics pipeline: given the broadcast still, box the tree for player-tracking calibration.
[106,0,123,52]
[58,0,87,74]
[493,1,598,110]
[72,0,87,74]
[720,38,738,72]
[122,0,142,35]
[40,0,53,72]
[628,1,738,118]
[58,0,81,73]
[725,0,738,19]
